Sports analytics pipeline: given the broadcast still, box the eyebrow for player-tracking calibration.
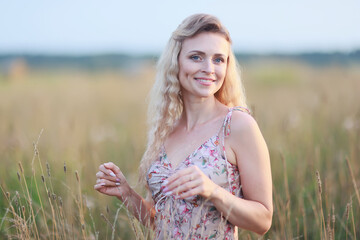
[188,50,227,57]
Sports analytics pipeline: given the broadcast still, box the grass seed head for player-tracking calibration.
[46,162,51,176]
[6,192,10,199]
[75,170,80,182]
[18,162,23,173]
[316,170,322,194]
[64,162,67,173]
[41,175,45,183]
[345,203,350,220]
[17,172,21,182]
[33,143,39,155]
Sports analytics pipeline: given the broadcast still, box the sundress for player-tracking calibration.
[147,106,250,240]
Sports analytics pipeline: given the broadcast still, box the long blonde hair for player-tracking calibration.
[139,13,247,183]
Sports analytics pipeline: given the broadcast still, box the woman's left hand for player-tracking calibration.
[162,165,218,199]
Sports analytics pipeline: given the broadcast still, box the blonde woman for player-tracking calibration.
[94,14,273,239]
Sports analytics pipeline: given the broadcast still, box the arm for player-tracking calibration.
[94,162,156,227]
[210,111,273,235]
[162,112,273,235]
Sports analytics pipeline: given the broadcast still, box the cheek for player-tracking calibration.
[179,63,197,79]
[216,65,227,80]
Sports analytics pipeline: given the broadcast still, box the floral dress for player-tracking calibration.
[147,107,250,239]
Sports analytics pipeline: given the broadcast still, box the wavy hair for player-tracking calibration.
[139,13,247,183]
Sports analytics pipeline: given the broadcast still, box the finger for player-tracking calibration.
[96,171,107,179]
[165,173,197,193]
[94,179,107,190]
[171,178,199,196]
[96,178,121,188]
[96,178,109,184]
[99,164,117,179]
[165,167,193,185]
[94,183,105,190]
[96,171,117,184]
[94,184,101,190]
[178,186,202,199]
[99,163,123,181]
[104,162,123,178]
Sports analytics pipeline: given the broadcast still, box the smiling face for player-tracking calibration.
[178,32,230,100]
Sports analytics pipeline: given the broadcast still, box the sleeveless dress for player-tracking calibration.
[147,106,250,240]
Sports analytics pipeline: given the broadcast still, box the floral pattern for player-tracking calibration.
[147,107,250,239]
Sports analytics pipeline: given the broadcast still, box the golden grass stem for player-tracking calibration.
[345,202,350,240]
[111,208,121,240]
[75,170,87,239]
[345,157,360,207]
[350,201,356,240]
[30,129,52,238]
[18,161,40,240]
[281,153,293,239]
[300,196,307,240]
[316,170,327,240]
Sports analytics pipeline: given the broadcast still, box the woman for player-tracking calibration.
[94,14,272,239]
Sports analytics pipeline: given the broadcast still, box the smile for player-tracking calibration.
[194,78,216,83]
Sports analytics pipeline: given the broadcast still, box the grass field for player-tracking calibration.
[0,59,359,239]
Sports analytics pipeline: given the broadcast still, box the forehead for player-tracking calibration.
[181,32,230,56]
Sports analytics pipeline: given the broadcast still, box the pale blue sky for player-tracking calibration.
[1,0,359,54]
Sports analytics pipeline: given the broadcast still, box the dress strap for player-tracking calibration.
[222,106,250,138]
[220,106,250,150]
[219,106,250,189]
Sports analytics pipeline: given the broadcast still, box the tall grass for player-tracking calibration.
[0,61,359,239]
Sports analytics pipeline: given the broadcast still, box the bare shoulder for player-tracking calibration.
[229,110,260,137]
[228,110,269,167]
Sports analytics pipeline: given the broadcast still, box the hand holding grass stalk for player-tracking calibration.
[94,162,131,202]
[95,162,156,227]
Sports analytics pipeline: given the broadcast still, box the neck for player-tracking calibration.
[181,94,221,131]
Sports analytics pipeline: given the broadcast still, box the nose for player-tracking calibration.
[201,59,214,74]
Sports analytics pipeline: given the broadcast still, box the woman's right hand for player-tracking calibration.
[94,162,131,200]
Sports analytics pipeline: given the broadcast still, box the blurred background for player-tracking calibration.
[1,1,359,239]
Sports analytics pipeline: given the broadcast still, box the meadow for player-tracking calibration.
[0,58,359,239]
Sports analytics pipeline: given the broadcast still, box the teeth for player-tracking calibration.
[197,79,213,83]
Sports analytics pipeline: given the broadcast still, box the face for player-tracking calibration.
[178,32,230,100]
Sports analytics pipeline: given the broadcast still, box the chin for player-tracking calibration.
[195,92,216,99]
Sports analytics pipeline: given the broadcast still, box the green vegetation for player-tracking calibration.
[0,59,359,239]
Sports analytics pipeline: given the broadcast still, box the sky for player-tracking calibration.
[1,0,360,55]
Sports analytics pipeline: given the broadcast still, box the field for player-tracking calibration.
[0,58,359,239]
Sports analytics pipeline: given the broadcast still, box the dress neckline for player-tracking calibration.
[162,134,220,170]
[162,107,233,170]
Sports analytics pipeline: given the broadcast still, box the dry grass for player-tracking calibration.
[0,60,359,239]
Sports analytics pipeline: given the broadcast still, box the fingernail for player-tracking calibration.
[163,187,169,193]
[163,180,168,185]
[109,171,116,177]
[116,178,121,182]
[116,182,121,186]
[164,191,172,196]
[100,183,106,186]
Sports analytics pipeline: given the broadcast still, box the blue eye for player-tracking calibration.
[214,57,224,63]
[190,55,201,61]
